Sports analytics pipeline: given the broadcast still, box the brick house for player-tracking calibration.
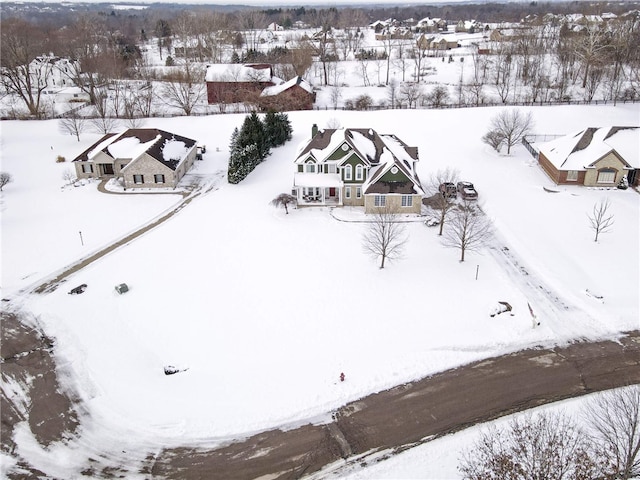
[536,126,639,187]
[72,128,198,189]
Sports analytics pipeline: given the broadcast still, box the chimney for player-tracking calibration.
[312,124,318,137]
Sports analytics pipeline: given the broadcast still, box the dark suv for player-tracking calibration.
[439,182,457,199]
[457,181,478,200]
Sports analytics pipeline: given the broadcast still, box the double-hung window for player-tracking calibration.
[154,174,165,184]
[374,195,386,207]
[356,164,363,181]
[344,165,352,181]
[82,164,93,174]
[401,195,413,207]
[566,170,578,182]
[133,174,144,184]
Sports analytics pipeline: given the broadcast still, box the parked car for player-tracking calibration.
[457,181,478,200]
[439,182,457,199]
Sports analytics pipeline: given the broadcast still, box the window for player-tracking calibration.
[344,165,352,181]
[374,195,386,207]
[82,164,93,174]
[328,164,337,174]
[154,174,165,184]
[133,174,144,184]
[305,162,316,173]
[356,187,362,198]
[345,187,351,199]
[401,195,413,207]
[597,169,616,184]
[566,170,578,181]
[356,164,363,181]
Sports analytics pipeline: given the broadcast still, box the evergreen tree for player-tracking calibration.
[227,127,243,184]
[264,111,293,148]
[238,112,269,162]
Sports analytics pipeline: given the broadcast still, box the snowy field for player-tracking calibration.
[1,104,639,477]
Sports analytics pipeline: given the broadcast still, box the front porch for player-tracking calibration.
[294,173,342,207]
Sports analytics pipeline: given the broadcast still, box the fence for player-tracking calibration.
[3,97,638,122]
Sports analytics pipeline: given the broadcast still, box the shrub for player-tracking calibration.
[56,155,66,163]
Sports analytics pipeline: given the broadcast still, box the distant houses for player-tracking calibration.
[73,128,198,189]
[293,125,424,214]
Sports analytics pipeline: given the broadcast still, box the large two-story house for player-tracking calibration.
[293,125,424,214]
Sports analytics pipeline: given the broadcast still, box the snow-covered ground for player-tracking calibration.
[1,103,638,477]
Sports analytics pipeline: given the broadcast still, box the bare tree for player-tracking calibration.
[0,172,14,191]
[427,167,460,236]
[492,43,514,103]
[61,168,76,186]
[287,39,315,78]
[236,9,267,52]
[90,115,120,135]
[271,193,297,214]
[329,85,343,109]
[482,129,505,152]
[159,63,206,116]
[585,386,640,479]
[459,411,598,479]
[486,109,534,155]
[426,85,449,107]
[362,204,407,269]
[0,19,53,117]
[588,198,615,242]
[400,82,423,108]
[443,201,493,262]
[59,112,87,142]
[386,78,399,108]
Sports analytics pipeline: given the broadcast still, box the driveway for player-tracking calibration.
[3,311,638,479]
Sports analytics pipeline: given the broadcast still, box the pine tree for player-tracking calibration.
[264,111,293,148]
[238,112,269,162]
[227,127,242,184]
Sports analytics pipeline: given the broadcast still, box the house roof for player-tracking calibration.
[205,63,279,83]
[538,126,639,170]
[296,128,400,166]
[73,128,197,171]
[261,76,313,97]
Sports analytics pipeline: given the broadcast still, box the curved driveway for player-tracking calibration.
[149,331,640,479]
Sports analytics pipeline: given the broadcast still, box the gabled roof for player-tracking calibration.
[73,128,197,171]
[295,128,409,166]
[363,157,424,196]
[261,76,313,97]
[538,126,639,170]
[205,63,278,83]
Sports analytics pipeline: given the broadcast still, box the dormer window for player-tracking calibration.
[305,161,316,173]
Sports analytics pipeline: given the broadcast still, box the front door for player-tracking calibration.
[100,163,115,176]
[329,187,336,197]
